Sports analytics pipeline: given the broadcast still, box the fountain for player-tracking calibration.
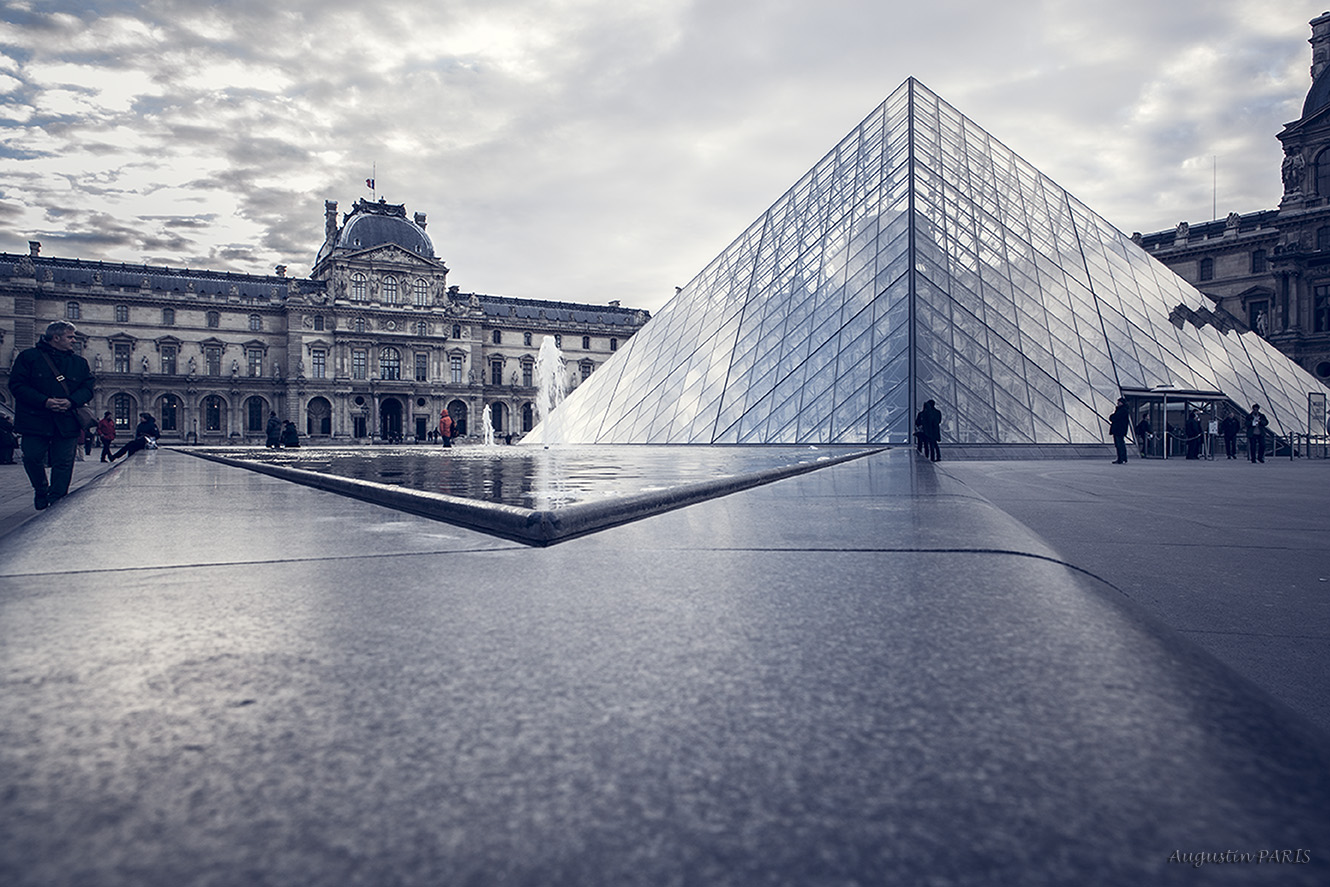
[534,335,568,447]
[481,404,495,446]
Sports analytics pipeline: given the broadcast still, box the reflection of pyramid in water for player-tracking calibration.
[533,78,1321,445]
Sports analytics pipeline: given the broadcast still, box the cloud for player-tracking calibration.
[0,0,1323,311]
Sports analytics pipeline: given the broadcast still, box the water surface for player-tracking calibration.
[201,444,869,509]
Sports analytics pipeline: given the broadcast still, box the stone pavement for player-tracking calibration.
[0,445,118,539]
[1,446,1328,886]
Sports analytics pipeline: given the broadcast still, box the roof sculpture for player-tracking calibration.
[529,78,1322,445]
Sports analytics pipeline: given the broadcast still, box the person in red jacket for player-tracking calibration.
[96,411,116,462]
[438,409,454,447]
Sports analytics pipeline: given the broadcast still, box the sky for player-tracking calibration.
[0,0,1324,313]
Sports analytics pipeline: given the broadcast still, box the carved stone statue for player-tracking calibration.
[142,355,150,373]
[1256,310,1269,336]
[1282,152,1306,194]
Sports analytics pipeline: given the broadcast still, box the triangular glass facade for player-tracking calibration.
[532,79,1322,445]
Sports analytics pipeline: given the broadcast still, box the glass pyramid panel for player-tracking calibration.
[526,79,1326,446]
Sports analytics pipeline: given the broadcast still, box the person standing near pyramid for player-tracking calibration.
[918,400,942,462]
[1107,398,1131,464]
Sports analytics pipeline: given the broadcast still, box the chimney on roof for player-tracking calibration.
[1311,12,1330,83]
[414,212,427,231]
[28,241,40,257]
[324,200,338,242]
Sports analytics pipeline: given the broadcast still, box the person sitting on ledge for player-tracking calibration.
[108,413,159,462]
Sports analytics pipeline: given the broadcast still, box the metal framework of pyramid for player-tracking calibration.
[531,78,1322,445]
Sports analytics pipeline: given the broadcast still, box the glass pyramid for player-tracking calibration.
[530,79,1322,445]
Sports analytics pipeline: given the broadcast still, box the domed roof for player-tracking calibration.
[1304,70,1330,119]
[335,199,435,258]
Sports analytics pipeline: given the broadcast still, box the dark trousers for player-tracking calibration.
[110,436,149,461]
[1224,435,1237,459]
[21,434,78,502]
[923,436,940,462]
[100,438,114,461]
[1113,435,1128,463]
[1248,434,1265,462]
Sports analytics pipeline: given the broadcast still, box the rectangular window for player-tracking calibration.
[415,352,428,382]
[491,360,503,386]
[581,363,593,381]
[115,305,129,323]
[450,355,463,384]
[161,345,177,375]
[114,343,131,373]
[311,349,327,379]
[248,348,264,377]
[352,349,367,380]
[1315,286,1330,333]
[522,363,533,387]
[205,346,222,376]
[1251,250,1267,275]
[162,307,175,325]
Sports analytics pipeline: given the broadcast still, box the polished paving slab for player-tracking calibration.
[1,449,1327,886]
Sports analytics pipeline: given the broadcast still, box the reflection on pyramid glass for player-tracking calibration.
[530,79,1321,445]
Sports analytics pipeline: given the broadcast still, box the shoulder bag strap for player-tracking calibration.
[37,349,74,399]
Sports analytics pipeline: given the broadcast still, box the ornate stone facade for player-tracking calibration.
[1138,12,1330,388]
[0,198,650,441]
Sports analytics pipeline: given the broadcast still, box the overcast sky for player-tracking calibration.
[0,0,1323,312]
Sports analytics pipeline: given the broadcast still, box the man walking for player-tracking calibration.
[439,409,454,448]
[1106,397,1131,464]
[1219,410,1240,460]
[7,321,95,509]
[1247,404,1269,463]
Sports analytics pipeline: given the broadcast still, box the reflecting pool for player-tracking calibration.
[195,444,870,510]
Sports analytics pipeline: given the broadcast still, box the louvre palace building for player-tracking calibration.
[0,197,649,443]
[1137,11,1330,388]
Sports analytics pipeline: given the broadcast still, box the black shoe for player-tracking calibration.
[34,494,48,510]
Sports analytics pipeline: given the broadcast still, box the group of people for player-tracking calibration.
[264,412,301,448]
[1109,399,1271,464]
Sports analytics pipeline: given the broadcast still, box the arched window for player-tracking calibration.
[383,276,399,304]
[582,336,591,350]
[245,396,267,433]
[492,329,502,345]
[248,314,262,331]
[380,347,402,380]
[203,395,225,432]
[66,301,81,320]
[1317,149,1330,198]
[115,305,129,323]
[415,320,428,336]
[452,324,461,339]
[112,393,135,429]
[162,307,175,325]
[610,337,618,351]
[413,278,428,306]
[159,394,180,432]
[206,311,220,328]
[1197,258,1214,281]
[523,331,532,346]
[351,273,367,300]
[354,316,366,334]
